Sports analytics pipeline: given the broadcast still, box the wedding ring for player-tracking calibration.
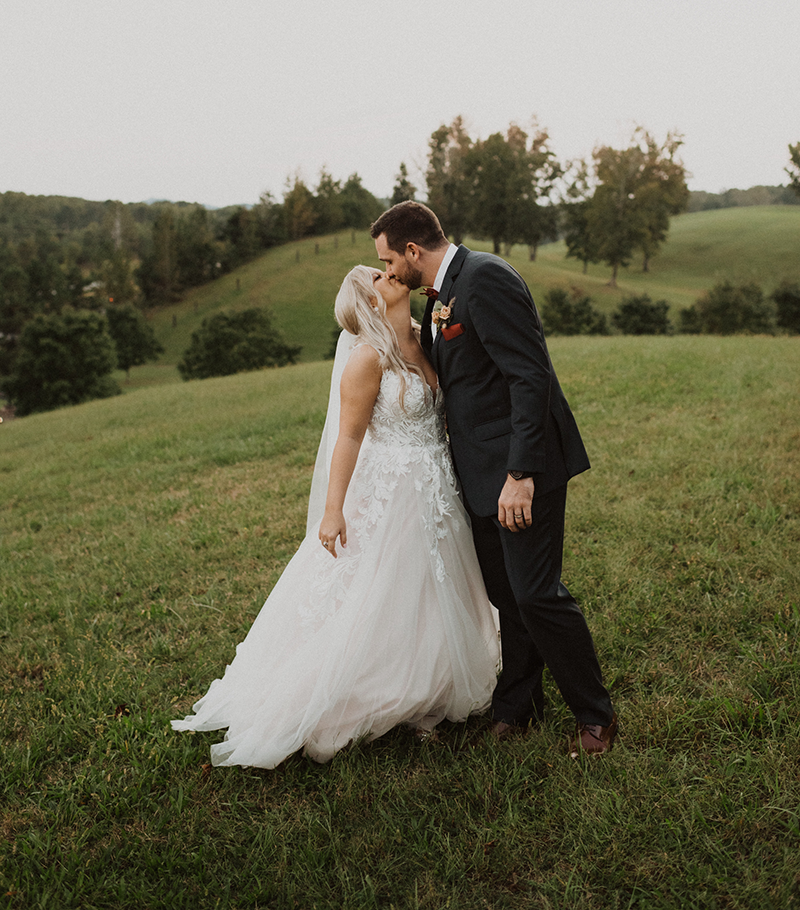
[322,541,329,548]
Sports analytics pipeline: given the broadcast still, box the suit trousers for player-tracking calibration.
[467,484,613,727]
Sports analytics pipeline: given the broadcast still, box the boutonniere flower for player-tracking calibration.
[432,297,455,328]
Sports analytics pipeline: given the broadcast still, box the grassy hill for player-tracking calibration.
[130,206,800,392]
[2,335,799,907]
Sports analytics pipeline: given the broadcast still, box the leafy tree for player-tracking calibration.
[681,281,775,334]
[463,131,516,253]
[462,123,560,256]
[612,294,672,335]
[96,247,138,305]
[105,304,164,379]
[539,288,608,336]
[587,144,648,286]
[587,129,688,284]
[504,122,562,261]
[339,173,382,229]
[178,309,301,380]
[561,159,600,274]
[254,191,286,247]
[314,168,344,235]
[137,209,179,304]
[176,206,219,285]
[771,280,800,333]
[283,176,317,240]
[786,143,800,199]
[222,206,261,269]
[425,116,473,245]
[391,163,417,205]
[2,310,120,415]
[637,131,689,272]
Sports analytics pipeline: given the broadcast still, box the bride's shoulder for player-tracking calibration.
[341,343,382,391]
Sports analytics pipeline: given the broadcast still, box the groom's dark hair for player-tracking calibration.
[370,201,448,254]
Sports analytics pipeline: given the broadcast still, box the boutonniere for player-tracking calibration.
[432,297,455,329]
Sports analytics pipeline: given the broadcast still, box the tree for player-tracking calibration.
[463,131,516,253]
[178,309,301,380]
[786,143,800,199]
[539,288,608,336]
[587,143,648,286]
[222,206,261,269]
[636,131,689,272]
[771,280,800,333]
[2,310,120,415]
[391,162,417,205]
[504,122,562,261]
[339,173,382,229]
[425,116,473,245]
[587,129,688,284]
[254,191,286,247]
[561,159,600,274]
[137,209,179,304]
[283,176,317,240]
[681,281,775,334]
[105,304,164,379]
[96,247,138,305]
[612,294,672,334]
[313,168,344,235]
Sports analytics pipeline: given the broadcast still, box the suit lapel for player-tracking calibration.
[432,245,469,368]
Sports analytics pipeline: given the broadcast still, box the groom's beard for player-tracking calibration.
[397,263,423,291]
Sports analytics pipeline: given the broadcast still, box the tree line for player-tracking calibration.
[2,126,799,416]
[408,118,690,286]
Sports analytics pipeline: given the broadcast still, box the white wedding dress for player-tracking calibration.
[172,364,500,768]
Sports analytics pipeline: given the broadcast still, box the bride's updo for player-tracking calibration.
[334,265,424,400]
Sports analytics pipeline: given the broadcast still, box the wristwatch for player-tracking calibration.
[508,470,533,481]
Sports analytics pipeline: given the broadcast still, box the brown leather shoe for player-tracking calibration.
[569,713,618,758]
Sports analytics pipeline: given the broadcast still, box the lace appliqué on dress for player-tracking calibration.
[356,370,460,583]
[299,370,460,635]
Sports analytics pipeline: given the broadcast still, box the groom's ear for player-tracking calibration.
[405,242,421,261]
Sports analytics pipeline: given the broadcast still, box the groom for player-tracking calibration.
[371,202,617,756]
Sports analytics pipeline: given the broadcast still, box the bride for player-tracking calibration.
[171,265,500,768]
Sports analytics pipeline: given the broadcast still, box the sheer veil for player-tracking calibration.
[306,329,357,536]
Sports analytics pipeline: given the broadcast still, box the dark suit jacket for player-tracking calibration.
[431,245,590,517]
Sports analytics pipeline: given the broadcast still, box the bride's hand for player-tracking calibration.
[319,510,347,558]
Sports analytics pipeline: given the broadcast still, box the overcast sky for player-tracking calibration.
[3,0,798,208]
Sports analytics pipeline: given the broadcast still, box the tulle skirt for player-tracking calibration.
[172,444,499,768]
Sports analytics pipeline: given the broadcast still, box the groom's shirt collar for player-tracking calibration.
[432,243,458,293]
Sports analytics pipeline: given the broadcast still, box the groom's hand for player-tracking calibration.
[498,475,534,532]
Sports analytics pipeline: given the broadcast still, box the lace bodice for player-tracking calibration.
[367,369,447,450]
[304,369,462,630]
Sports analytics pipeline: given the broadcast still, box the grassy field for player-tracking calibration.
[2,335,799,908]
[131,206,800,393]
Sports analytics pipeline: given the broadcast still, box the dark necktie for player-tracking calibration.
[420,288,438,356]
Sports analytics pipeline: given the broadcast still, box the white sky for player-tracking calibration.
[2,0,798,207]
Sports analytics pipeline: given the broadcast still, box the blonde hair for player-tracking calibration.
[334,265,424,406]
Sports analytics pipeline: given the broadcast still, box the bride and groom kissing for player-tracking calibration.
[172,201,617,767]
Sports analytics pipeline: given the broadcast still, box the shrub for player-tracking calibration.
[1,310,120,416]
[539,288,608,336]
[611,294,672,335]
[681,281,775,335]
[771,280,800,334]
[105,304,164,378]
[178,308,301,380]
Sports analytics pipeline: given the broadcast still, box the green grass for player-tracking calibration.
[527,205,800,314]
[134,207,800,392]
[2,336,799,908]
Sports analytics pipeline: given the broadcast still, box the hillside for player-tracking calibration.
[2,336,799,906]
[131,206,800,391]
